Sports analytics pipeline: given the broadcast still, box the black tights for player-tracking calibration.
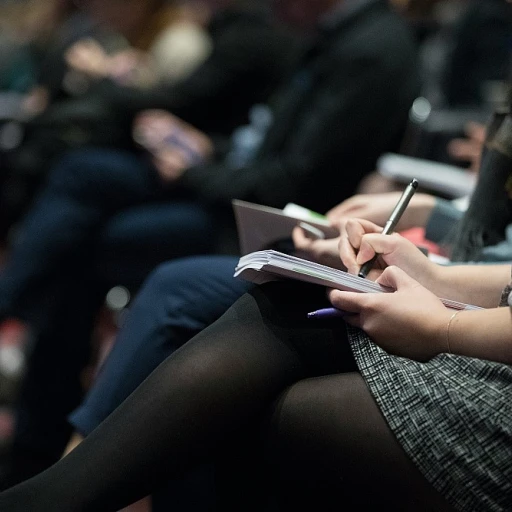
[0,283,454,511]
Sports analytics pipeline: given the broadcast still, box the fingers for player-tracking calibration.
[325,195,366,221]
[293,227,344,268]
[338,218,382,273]
[343,218,382,250]
[465,121,486,143]
[66,39,107,74]
[153,150,188,181]
[133,112,183,151]
[328,289,367,314]
[292,225,314,249]
[375,265,417,290]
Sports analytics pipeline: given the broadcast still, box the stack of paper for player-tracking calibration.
[235,250,480,311]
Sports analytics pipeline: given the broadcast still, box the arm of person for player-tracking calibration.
[94,15,294,133]
[328,266,512,365]
[447,306,512,363]
[325,192,466,246]
[325,192,436,230]
[428,264,510,309]
[339,218,510,308]
[179,52,408,208]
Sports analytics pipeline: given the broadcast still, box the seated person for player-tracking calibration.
[64,0,213,90]
[0,0,420,486]
[1,0,297,237]
[439,0,512,108]
[1,214,511,510]
[64,109,512,488]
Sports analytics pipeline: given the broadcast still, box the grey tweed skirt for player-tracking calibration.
[348,325,512,512]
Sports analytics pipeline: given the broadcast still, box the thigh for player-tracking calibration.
[98,203,219,287]
[265,373,455,512]
[247,282,357,376]
[47,148,161,206]
[69,256,251,436]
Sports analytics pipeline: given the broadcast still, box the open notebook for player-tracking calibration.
[234,250,481,311]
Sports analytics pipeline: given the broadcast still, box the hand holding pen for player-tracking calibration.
[309,179,420,319]
[358,179,418,277]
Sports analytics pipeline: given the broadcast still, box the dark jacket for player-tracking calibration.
[441,0,512,107]
[180,0,420,213]
[98,6,300,135]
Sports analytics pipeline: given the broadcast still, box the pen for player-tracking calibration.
[358,178,419,278]
[307,307,349,319]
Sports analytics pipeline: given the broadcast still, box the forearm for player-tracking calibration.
[447,307,512,365]
[179,158,301,208]
[431,264,510,308]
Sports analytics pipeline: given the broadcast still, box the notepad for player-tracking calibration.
[234,250,480,311]
[232,200,338,255]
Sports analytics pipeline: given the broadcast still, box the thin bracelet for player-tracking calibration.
[446,310,461,354]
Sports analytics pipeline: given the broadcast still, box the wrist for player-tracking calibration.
[431,308,457,358]
[445,309,464,354]
[415,252,444,292]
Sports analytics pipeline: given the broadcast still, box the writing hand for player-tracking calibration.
[338,218,440,288]
[328,266,451,361]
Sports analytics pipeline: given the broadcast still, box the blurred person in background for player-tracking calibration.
[0,0,83,95]
[0,0,301,487]
[358,0,511,194]
[440,0,512,108]
[0,0,212,231]
[0,0,295,240]
[0,0,420,490]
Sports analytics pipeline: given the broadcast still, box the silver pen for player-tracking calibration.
[358,178,419,278]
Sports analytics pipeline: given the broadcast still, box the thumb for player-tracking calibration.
[375,265,418,291]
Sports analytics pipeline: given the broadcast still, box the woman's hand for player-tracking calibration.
[108,49,149,85]
[338,218,440,289]
[292,226,344,269]
[133,110,213,182]
[328,266,452,361]
[65,38,109,78]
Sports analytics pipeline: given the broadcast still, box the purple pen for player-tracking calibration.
[307,307,349,319]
